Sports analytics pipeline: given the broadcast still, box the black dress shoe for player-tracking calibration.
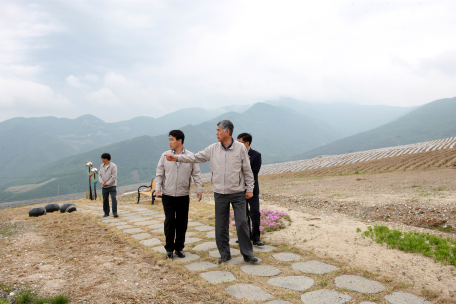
[113,214,118,218]
[235,240,239,243]
[218,255,232,264]
[103,214,109,217]
[166,252,173,259]
[243,255,259,263]
[253,240,265,246]
[175,251,185,258]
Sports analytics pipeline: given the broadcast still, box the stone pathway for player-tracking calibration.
[78,203,433,304]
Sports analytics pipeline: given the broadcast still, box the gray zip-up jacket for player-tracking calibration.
[99,162,117,188]
[177,140,255,194]
[155,149,203,196]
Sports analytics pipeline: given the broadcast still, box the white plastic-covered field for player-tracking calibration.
[199,137,456,182]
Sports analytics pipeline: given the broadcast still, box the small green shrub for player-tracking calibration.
[17,286,38,304]
[49,295,70,304]
[33,300,50,304]
[354,170,359,174]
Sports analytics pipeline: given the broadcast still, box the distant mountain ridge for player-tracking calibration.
[293,97,456,160]
[0,102,341,202]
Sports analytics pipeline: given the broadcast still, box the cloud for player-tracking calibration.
[86,87,124,107]
[66,75,88,88]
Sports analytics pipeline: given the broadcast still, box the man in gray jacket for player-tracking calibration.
[156,130,203,259]
[165,120,258,264]
[99,153,118,218]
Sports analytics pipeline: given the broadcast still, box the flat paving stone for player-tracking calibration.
[152,246,166,254]
[264,301,293,304]
[291,260,339,274]
[131,233,152,240]
[154,215,166,220]
[128,217,153,223]
[226,284,273,301]
[185,262,219,271]
[384,292,432,304]
[187,222,203,226]
[123,228,144,234]
[185,238,202,244]
[226,256,263,265]
[109,221,128,226]
[253,244,276,252]
[267,276,314,291]
[229,238,239,246]
[360,302,377,304]
[241,265,281,277]
[140,238,161,246]
[147,223,164,229]
[186,232,197,237]
[335,275,385,293]
[116,225,134,229]
[134,220,161,226]
[151,228,164,233]
[273,252,301,262]
[300,289,351,304]
[123,215,143,219]
[102,218,121,223]
[206,231,232,238]
[172,252,200,262]
[209,248,241,258]
[200,271,236,283]
[141,211,159,215]
[192,242,217,251]
[194,225,215,231]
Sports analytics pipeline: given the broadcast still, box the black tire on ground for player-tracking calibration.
[60,202,76,213]
[44,203,60,213]
[66,206,77,213]
[29,206,46,217]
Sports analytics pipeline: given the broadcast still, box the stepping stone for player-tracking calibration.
[291,260,339,274]
[241,265,281,277]
[187,222,203,226]
[229,238,239,245]
[154,215,166,220]
[147,223,164,229]
[123,215,142,219]
[335,275,385,293]
[360,302,377,304]
[384,292,432,304]
[273,252,301,262]
[226,284,273,301]
[253,245,276,252]
[172,252,200,262]
[192,242,217,251]
[186,232,197,237]
[128,217,153,223]
[185,262,219,271]
[200,271,236,283]
[206,231,232,238]
[264,301,293,304]
[123,228,144,234]
[300,289,351,304]
[116,225,134,229]
[268,275,314,291]
[141,211,159,215]
[194,225,215,232]
[226,256,263,265]
[152,246,166,254]
[140,238,161,246]
[208,248,241,258]
[102,218,121,223]
[109,221,128,226]
[185,238,202,244]
[134,220,161,226]
[131,233,152,240]
[151,228,164,233]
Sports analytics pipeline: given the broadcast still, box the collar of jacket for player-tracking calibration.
[221,138,234,150]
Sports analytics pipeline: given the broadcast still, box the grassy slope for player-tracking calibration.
[293,97,456,159]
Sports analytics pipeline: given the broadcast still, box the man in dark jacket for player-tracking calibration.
[237,133,265,246]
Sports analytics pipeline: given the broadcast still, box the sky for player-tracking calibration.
[1,0,456,122]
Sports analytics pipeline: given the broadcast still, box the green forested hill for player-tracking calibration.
[0,102,341,202]
[293,97,456,160]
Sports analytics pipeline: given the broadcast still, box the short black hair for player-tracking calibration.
[237,133,252,145]
[101,153,111,160]
[169,130,185,144]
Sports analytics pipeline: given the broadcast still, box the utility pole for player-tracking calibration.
[397,135,401,146]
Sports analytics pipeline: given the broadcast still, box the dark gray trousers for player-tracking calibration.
[102,186,117,216]
[214,192,253,257]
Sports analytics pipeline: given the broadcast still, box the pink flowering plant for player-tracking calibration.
[208,209,291,234]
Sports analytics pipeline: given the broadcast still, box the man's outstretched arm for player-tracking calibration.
[165,145,211,163]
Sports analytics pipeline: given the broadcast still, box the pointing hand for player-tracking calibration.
[164,154,178,162]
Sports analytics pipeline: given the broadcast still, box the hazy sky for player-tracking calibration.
[1,0,455,122]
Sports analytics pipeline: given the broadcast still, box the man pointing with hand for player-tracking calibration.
[164,120,258,264]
